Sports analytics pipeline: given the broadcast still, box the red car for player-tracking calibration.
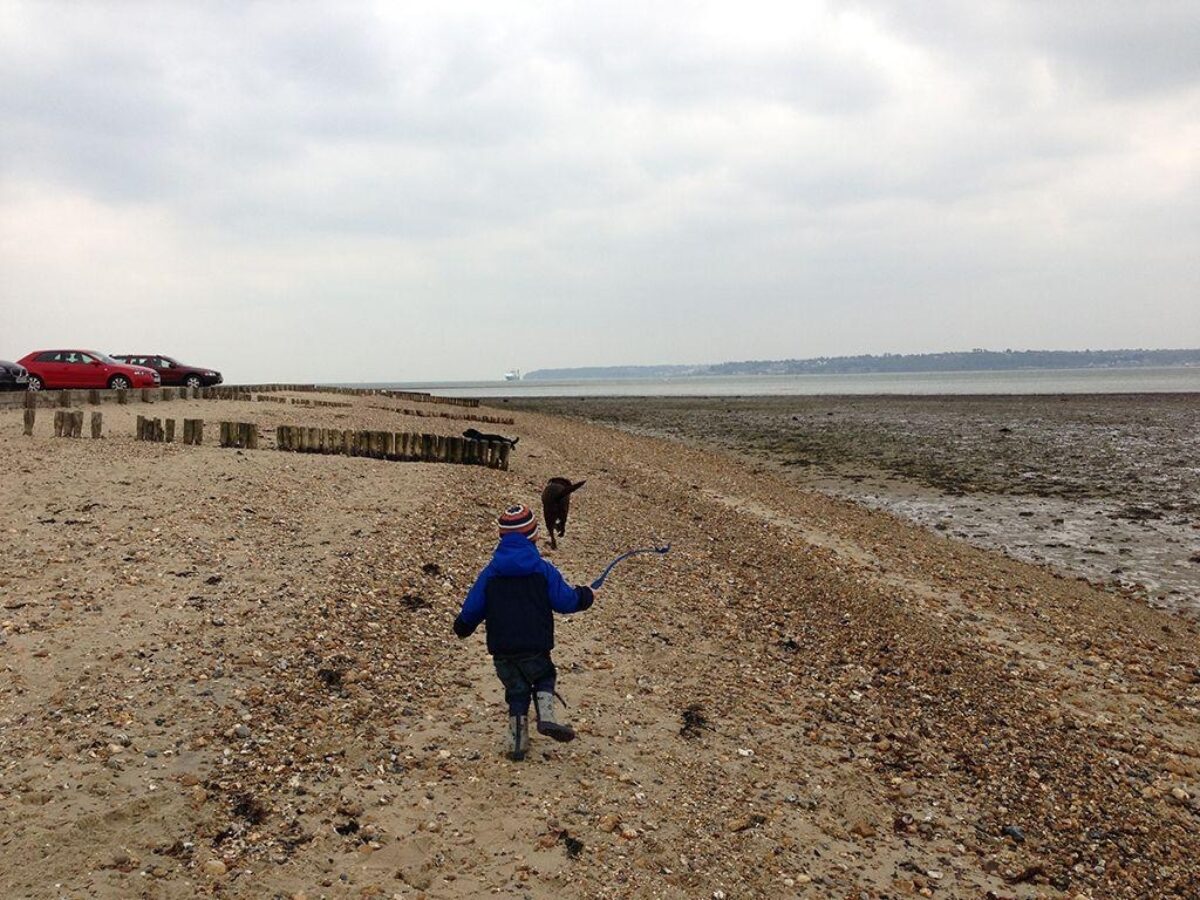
[18,349,161,391]
[113,354,223,388]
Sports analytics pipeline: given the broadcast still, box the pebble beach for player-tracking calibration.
[2,390,1198,899]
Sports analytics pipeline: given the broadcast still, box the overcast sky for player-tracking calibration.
[1,1,1197,382]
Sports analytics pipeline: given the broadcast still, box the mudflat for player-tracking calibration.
[507,393,1200,613]
[1,392,1198,899]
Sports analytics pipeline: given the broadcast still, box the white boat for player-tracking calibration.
[504,369,521,381]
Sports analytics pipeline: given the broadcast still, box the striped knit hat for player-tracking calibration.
[498,504,539,539]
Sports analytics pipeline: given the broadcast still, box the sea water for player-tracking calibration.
[357,366,1200,398]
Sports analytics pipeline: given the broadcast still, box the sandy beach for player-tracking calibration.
[2,390,1199,899]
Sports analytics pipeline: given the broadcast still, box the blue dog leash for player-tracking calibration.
[590,543,671,590]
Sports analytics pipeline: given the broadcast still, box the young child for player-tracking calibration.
[453,504,597,760]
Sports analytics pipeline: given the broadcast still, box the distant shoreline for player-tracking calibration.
[522,347,1200,381]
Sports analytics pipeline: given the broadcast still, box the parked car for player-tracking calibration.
[18,350,160,391]
[113,354,223,388]
[0,360,30,391]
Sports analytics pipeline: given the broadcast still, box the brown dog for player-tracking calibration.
[541,478,586,549]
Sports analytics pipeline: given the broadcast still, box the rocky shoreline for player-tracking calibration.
[1,392,1198,898]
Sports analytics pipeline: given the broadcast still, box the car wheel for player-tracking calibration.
[185,375,202,388]
[108,375,131,390]
[27,376,43,391]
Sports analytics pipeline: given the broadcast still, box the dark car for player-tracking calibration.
[18,350,160,391]
[0,360,30,391]
[113,355,223,388]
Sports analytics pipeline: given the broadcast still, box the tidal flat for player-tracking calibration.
[504,393,1200,613]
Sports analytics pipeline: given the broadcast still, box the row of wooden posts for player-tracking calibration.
[219,422,259,449]
[275,426,510,469]
[136,416,205,445]
[293,399,353,408]
[27,409,509,471]
[3,383,482,411]
[154,419,511,468]
[256,395,353,408]
[43,410,103,438]
[368,404,515,425]
[234,384,480,408]
[20,407,101,437]
[376,389,479,408]
[5,386,255,411]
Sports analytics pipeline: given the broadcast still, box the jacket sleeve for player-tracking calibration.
[542,560,595,614]
[454,568,490,638]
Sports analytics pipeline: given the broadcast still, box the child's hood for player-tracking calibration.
[489,533,543,576]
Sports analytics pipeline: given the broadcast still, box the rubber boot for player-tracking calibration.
[508,714,529,761]
[534,691,575,742]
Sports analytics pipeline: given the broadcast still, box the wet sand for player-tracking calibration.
[505,394,1200,613]
[1,391,1199,899]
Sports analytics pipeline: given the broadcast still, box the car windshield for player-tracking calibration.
[95,353,122,365]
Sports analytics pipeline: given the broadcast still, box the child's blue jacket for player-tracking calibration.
[453,533,594,656]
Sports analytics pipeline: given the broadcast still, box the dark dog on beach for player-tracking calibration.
[463,428,519,448]
[541,478,586,549]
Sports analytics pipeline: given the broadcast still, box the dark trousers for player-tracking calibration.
[493,652,556,716]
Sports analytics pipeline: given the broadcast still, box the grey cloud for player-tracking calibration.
[557,27,891,114]
[0,43,185,200]
[1,1,1196,380]
[845,0,1200,97]
[1023,4,1200,97]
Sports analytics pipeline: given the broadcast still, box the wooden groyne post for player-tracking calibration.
[182,419,204,445]
[90,412,103,439]
[136,416,167,442]
[219,422,258,449]
[53,410,83,437]
[23,407,35,436]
